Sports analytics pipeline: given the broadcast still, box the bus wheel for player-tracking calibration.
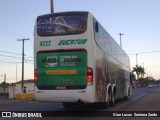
[107,88,112,107]
[109,90,116,106]
[124,96,128,100]
[124,88,130,100]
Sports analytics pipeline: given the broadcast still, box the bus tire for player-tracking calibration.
[124,96,128,100]
[109,88,116,107]
[108,87,112,107]
[124,88,130,100]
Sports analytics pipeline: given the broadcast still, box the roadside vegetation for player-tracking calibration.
[132,65,160,87]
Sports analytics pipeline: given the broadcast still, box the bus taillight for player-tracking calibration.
[87,67,93,85]
[34,69,38,85]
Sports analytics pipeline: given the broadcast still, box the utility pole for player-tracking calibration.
[16,65,18,82]
[118,33,124,48]
[17,38,29,93]
[1,74,6,97]
[136,53,138,65]
[4,74,6,95]
[50,0,54,13]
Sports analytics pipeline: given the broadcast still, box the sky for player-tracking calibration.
[0,0,160,83]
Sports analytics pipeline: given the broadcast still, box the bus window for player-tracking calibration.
[37,14,88,36]
[95,22,99,32]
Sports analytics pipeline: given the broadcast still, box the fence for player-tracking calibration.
[0,93,9,100]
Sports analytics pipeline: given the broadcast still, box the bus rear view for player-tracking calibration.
[34,11,131,109]
[34,12,94,108]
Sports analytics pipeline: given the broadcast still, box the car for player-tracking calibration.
[148,84,153,88]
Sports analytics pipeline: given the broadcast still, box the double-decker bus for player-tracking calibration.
[34,11,131,108]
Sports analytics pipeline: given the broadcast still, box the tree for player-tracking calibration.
[0,82,9,87]
[140,67,146,78]
[132,65,145,80]
[132,65,140,80]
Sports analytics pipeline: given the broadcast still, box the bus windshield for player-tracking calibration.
[37,13,88,36]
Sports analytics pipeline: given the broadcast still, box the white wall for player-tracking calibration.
[15,82,34,94]
[8,85,16,99]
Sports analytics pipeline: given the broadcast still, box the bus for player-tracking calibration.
[34,11,131,109]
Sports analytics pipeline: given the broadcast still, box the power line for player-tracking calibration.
[0,55,34,64]
[0,50,33,59]
[0,61,21,64]
[128,49,160,55]
[25,55,33,58]
[128,49,160,66]
[0,58,33,64]
[0,51,21,56]
[0,54,22,59]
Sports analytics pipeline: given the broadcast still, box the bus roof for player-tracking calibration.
[37,11,89,19]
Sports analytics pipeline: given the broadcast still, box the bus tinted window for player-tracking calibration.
[37,14,87,36]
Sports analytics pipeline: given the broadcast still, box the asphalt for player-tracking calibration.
[112,88,160,111]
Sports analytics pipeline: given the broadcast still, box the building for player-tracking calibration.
[0,86,8,93]
[8,79,34,99]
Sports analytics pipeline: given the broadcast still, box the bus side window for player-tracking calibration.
[95,22,99,33]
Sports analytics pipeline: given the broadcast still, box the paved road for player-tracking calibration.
[0,86,160,120]
[0,86,158,111]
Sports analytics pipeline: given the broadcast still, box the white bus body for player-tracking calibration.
[34,11,131,108]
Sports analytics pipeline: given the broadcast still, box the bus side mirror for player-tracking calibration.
[95,22,99,33]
